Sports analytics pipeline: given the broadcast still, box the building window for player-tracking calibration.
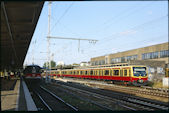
[131,55,138,60]
[152,52,158,59]
[121,57,125,63]
[160,50,169,58]
[142,52,159,60]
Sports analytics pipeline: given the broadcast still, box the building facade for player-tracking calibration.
[91,42,169,66]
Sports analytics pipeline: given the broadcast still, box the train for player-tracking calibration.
[42,65,149,86]
[23,65,42,78]
[165,68,169,77]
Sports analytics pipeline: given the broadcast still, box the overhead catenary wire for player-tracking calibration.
[81,34,168,59]
[79,14,168,54]
[26,2,168,66]
[50,2,75,34]
[82,1,155,36]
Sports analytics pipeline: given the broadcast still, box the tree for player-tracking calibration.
[43,60,56,68]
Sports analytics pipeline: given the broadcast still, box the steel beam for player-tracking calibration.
[1,2,18,65]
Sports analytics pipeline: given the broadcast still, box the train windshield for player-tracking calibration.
[133,67,147,77]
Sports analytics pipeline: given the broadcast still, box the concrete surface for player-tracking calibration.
[1,79,20,111]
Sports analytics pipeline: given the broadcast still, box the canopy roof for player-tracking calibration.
[1,2,44,70]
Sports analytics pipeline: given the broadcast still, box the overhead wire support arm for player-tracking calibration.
[47,36,98,52]
[47,36,98,42]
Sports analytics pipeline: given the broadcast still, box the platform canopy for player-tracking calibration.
[1,1,44,70]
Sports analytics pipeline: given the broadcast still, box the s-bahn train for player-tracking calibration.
[165,68,169,77]
[23,65,42,78]
[43,65,148,86]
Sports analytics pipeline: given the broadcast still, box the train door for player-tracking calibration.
[97,69,100,80]
[104,69,109,80]
[120,68,123,78]
[93,70,96,79]
[110,69,113,80]
[123,69,128,81]
[100,69,103,79]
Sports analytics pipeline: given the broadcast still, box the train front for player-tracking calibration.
[23,65,42,78]
[131,66,148,86]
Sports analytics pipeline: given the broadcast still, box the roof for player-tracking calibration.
[52,65,147,71]
[1,1,44,70]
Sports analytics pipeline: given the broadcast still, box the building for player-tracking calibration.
[91,42,169,66]
[80,62,90,67]
[90,42,169,82]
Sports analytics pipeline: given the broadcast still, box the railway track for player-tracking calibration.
[24,79,78,111]
[52,80,168,111]
[43,84,121,111]
[56,77,169,98]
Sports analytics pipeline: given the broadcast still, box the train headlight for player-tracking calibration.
[138,79,143,83]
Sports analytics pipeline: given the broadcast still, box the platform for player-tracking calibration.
[1,77,37,111]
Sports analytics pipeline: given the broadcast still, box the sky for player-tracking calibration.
[23,1,168,67]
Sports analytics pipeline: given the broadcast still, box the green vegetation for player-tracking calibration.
[43,60,56,68]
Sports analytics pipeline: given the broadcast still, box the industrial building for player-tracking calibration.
[91,42,168,66]
[90,42,168,82]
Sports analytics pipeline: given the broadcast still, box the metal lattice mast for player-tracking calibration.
[46,1,52,82]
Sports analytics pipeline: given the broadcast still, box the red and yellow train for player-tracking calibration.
[23,65,42,78]
[42,65,148,86]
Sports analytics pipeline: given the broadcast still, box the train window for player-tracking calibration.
[85,71,88,75]
[113,70,119,76]
[124,70,127,76]
[105,70,109,75]
[90,70,93,75]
